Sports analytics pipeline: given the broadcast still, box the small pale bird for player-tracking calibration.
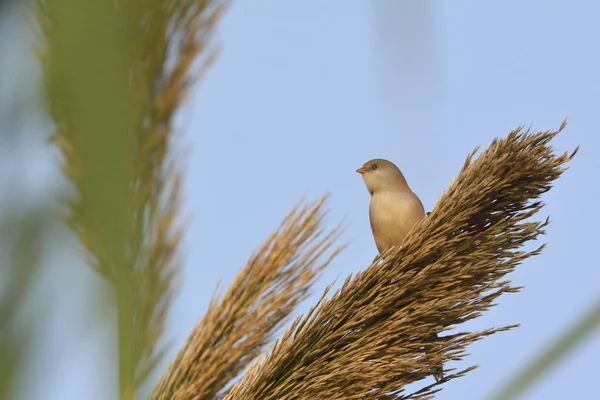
[356,158,443,382]
[356,158,426,253]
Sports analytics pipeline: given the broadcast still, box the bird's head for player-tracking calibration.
[356,158,408,195]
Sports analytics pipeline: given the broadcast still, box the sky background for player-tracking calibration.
[2,1,599,399]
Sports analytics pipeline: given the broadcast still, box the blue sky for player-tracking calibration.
[4,1,599,399]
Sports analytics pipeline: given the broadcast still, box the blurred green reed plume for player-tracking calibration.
[34,0,226,398]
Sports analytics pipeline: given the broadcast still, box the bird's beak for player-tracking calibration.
[356,167,367,175]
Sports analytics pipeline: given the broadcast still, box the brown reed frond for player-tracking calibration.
[224,123,578,400]
[150,197,344,400]
[34,0,226,397]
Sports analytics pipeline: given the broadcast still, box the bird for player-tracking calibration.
[356,158,444,382]
[355,158,426,253]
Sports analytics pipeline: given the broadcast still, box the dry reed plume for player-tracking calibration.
[212,123,575,400]
[151,198,344,400]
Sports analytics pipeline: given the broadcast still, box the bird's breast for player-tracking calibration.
[369,191,425,252]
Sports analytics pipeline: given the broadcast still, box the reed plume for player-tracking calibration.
[150,198,344,400]
[218,123,577,400]
[34,0,226,398]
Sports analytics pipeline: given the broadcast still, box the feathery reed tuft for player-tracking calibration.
[150,197,344,400]
[34,0,226,397]
[222,123,577,400]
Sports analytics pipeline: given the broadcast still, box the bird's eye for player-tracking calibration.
[372,164,378,170]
